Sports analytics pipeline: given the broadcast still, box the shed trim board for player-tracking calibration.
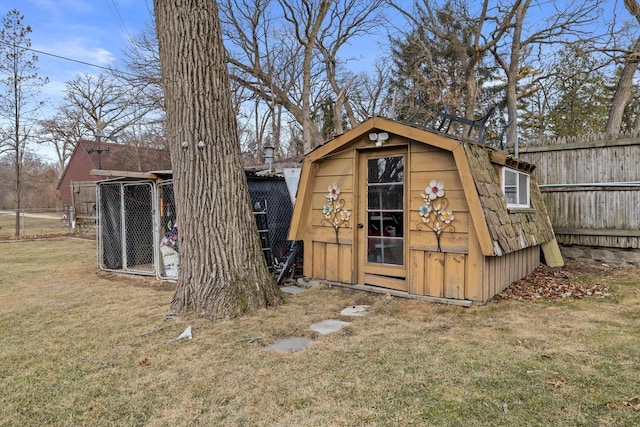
[289,117,560,304]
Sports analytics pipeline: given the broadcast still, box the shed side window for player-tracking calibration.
[502,168,530,208]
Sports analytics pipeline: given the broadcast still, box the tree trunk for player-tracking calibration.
[154,0,281,319]
[505,1,529,151]
[605,37,640,136]
[607,0,640,135]
[13,81,21,239]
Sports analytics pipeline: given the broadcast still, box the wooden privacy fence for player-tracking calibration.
[70,180,98,234]
[517,133,640,249]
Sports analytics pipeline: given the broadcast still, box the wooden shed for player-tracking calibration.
[288,117,563,305]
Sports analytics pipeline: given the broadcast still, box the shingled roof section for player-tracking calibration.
[463,143,555,256]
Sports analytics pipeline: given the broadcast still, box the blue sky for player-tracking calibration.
[0,0,389,162]
[0,0,633,162]
[2,0,153,99]
[1,1,153,160]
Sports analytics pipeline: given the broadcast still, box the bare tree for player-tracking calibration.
[0,154,59,209]
[154,0,281,319]
[119,21,165,115]
[391,0,520,121]
[64,72,153,138]
[39,70,164,171]
[350,61,393,120]
[38,106,85,172]
[313,0,385,134]
[0,9,48,237]
[222,0,385,153]
[490,0,605,148]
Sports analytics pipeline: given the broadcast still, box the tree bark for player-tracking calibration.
[606,0,640,136]
[605,36,640,136]
[154,0,281,319]
[505,1,530,150]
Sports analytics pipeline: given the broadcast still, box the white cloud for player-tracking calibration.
[53,40,115,66]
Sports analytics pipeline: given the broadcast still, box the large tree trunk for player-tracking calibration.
[154,0,281,319]
[605,37,640,136]
[607,0,640,136]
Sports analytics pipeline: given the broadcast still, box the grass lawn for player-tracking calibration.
[1,238,640,426]
[0,212,70,240]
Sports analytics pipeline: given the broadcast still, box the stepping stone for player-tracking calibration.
[340,305,370,317]
[309,319,351,335]
[281,285,307,295]
[297,278,319,288]
[265,337,312,353]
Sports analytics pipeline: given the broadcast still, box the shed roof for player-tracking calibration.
[290,117,555,257]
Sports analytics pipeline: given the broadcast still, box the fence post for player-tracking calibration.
[69,207,76,231]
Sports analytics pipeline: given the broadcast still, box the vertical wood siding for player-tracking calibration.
[483,246,540,298]
[408,247,539,303]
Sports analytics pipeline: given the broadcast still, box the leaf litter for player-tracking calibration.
[496,264,609,301]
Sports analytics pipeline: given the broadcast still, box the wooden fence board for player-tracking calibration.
[518,136,640,249]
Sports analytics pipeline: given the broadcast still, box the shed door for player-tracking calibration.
[357,150,407,291]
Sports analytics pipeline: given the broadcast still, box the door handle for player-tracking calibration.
[357,223,364,229]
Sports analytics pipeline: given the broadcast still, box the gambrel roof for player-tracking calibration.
[290,116,556,257]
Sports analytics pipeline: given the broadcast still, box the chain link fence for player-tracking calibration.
[247,174,294,269]
[97,181,156,275]
[97,174,295,281]
[0,209,68,239]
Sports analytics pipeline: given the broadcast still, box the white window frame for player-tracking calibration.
[502,167,530,208]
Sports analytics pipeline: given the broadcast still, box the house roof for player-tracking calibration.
[57,140,172,191]
[289,116,555,257]
[56,140,173,207]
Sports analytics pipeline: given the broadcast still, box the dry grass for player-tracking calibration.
[2,238,640,426]
[0,212,71,240]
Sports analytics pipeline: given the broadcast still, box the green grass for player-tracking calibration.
[1,238,640,426]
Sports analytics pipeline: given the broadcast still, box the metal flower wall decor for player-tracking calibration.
[417,179,455,252]
[321,183,351,244]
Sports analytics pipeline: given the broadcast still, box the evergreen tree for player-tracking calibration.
[389,0,499,138]
[546,45,610,138]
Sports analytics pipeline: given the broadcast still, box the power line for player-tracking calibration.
[0,39,139,78]
[105,0,133,43]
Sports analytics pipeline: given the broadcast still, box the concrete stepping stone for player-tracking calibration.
[340,305,370,316]
[265,337,312,353]
[281,285,307,295]
[309,319,351,335]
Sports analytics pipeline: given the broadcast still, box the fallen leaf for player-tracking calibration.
[547,376,566,388]
[623,397,640,411]
[496,266,609,301]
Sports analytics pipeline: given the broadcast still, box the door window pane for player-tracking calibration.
[368,157,404,183]
[367,237,403,265]
[367,184,403,210]
[367,211,403,238]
